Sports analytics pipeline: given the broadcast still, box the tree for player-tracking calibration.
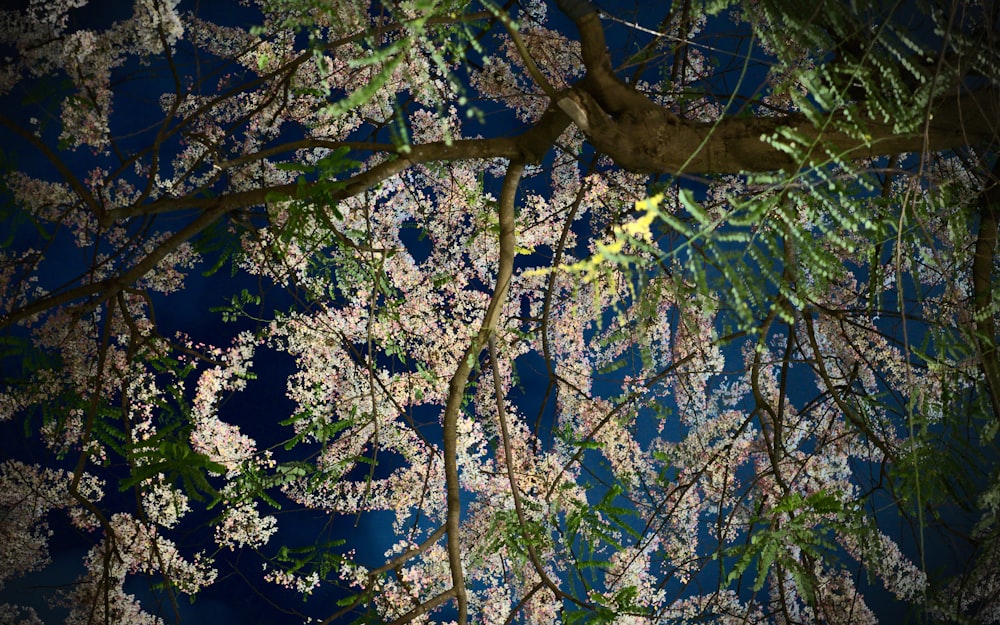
[1,0,999,623]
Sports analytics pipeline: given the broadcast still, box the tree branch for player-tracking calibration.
[973,159,1000,420]
[559,87,1000,174]
[555,1,999,174]
[440,159,523,624]
[105,111,568,221]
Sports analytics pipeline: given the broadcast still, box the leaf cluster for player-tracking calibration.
[722,490,850,604]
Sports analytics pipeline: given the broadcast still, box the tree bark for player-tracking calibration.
[558,87,999,174]
[557,8,999,175]
[974,160,1000,421]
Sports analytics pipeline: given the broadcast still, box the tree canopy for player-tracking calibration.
[1,0,999,623]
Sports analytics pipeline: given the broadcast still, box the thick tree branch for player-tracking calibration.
[973,159,1000,420]
[3,112,568,332]
[441,159,522,624]
[105,111,568,221]
[0,201,231,330]
[555,2,999,174]
[560,4,666,118]
[558,86,1000,174]
[386,588,457,625]
[0,113,103,220]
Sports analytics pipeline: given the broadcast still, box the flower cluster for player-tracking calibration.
[141,478,191,529]
[61,513,216,625]
[215,501,278,550]
[264,567,321,596]
[0,460,103,591]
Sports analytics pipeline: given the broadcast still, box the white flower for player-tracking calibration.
[214,502,278,550]
[141,479,190,528]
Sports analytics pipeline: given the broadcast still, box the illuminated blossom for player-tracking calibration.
[215,501,278,550]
